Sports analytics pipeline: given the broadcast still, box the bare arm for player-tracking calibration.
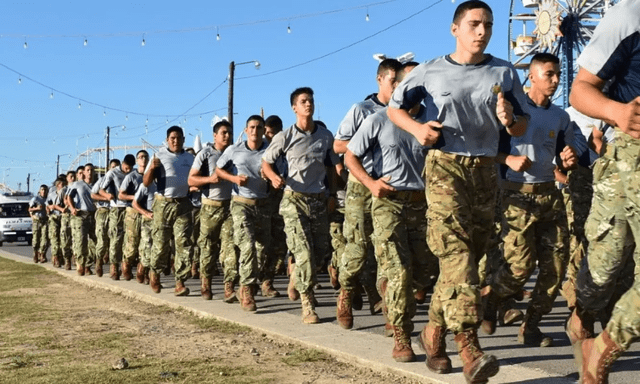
[344,150,395,198]
[495,152,532,172]
[216,167,247,186]
[188,167,219,188]
[261,160,284,190]
[132,197,152,219]
[590,126,605,156]
[333,139,349,155]
[118,190,134,202]
[143,156,160,187]
[387,107,442,146]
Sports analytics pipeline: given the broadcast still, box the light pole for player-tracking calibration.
[106,125,126,167]
[228,60,260,138]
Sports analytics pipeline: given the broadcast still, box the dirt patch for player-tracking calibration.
[0,257,418,384]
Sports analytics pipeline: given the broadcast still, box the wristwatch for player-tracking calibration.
[507,114,518,129]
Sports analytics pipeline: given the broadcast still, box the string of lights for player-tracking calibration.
[1,1,398,41]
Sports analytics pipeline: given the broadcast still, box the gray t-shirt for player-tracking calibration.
[134,182,157,212]
[390,54,529,157]
[217,140,269,199]
[29,195,47,219]
[92,176,110,209]
[191,143,232,201]
[46,188,63,216]
[149,146,194,199]
[119,171,144,208]
[100,166,128,208]
[68,181,96,212]
[263,122,340,194]
[335,94,386,173]
[348,106,429,191]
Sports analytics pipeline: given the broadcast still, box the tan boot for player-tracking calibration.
[85,264,93,275]
[191,261,199,279]
[39,252,47,263]
[391,325,416,363]
[417,323,452,374]
[566,307,595,346]
[33,252,39,263]
[135,262,145,284]
[287,274,299,301]
[454,329,499,384]
[499,298,524,326]
[174,280,190,296]
[363,282,383,315]
[77,262,85,276]
[150,271,161,293]
[223,281,238,303]
[261,280,280,298]
[518,307,553,347]
[121,261,132,281]
[96,258,103,277]
[238,285,257,312]
[110,263,120,280]
[575,329,623,384]
[201,276,212,300]
[301,291,319,324]
[64,258,72,270]
[336,288,353,329]
[414,288,427,305]
[480,286,499,335]
[328,264,340,290]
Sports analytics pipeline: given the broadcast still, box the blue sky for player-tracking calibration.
[1,0,515,191]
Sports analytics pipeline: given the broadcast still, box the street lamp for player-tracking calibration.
[228,60,260,137]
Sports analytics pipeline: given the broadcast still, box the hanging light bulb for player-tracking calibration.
[141,34,146,46]
[216,27,221,41]
[125,114,129,121]
[166,117,169,124]
[199,115,202,121]
[146,116,149,124]
[18,77,22,84]
[23,40,28,49]
[287,24,291,34]
[84,38,88,46]
[49,91,54,99]
[103,109,106,117]
[366,8,370,21]
[254,61,261,69]
[78,102,82,109]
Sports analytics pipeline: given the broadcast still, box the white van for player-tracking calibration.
[0,192,33,246]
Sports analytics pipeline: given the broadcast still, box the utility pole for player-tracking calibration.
[56,154,60,177]
[228,61,235,137]
[26,173,30,193]
[106,126,111,167]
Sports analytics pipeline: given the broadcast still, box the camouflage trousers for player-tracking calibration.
[231,199,271,286]
[280,190,331,294]
[123,208,142,265]
[264,189,287,280]
[191,207,201,265]
[198,200,234,281]
[478,189,504,286]
[339,178,378,291]
[560,166,594,308]
[150,196,193,282]
[373,191,435,332]
[329,208,345,272]
[60,213,73,261]
[108,207,126,264]
[425,150,497,334]
[139,216,153,268]
[71,211,96,267]
[576,131,640,349]
[94,207,110,262]
[48,215,62,258]
[32,217,48,254]
[491,187,569,315]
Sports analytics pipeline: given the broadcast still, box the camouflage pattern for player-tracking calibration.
[339,179,378,292]
[123,208,142,265]
[329,207,345,274]
[219,215,238,283]
[94,207,110,262]
[31,217,48,254]
[150,197,193,282]
[263,188,287,280]
[231,200,271,286]
[60,213,73,262]
[198,202,230,279]
[280,191,331,294]
[71,212,96,267]
[576,131,640,348]
[373,193,435,333]
[490,188,569,315]
[425,151,497,334]
[478,188,504,286]
[108,207,126,264]
[139,216,153,268]
[47,215,62,259]
[191,207,201,266]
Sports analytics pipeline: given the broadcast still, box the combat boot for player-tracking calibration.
[149,271,161,293]
[328,264,340,290]
[414,288,427,305]
[110,263,120,280]
[96,258,103,277]
[33,252,39,263]
[300,291,320,324]
[201,276,212,300]
[480,286,499,335]
[575,330,623,384]
[238,285,257,312]
[454,329,499,384]
[64,258,72,270]
[336,288,354,329]
[566,307,595,346]
[417,323,452,374]
[52,255,59,268]
[190,261,199,279]
[223,281,238,303]
[174,280,190,296]
[352,283,363,311]
[261,280,280,298]
[39,252,47,263]
[363,283,383,315]
[121,261,133,281]
[85,264,93,275]
[136,262,145,284]
[499,298,524,326]
[518,307,553,347]
[391,325,416,363]
[77,262,85,276]
[287,274,299,301]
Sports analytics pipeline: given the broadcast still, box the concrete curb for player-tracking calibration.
[1,250,573,384]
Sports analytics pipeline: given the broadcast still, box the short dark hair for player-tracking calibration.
[402,61,420,70]
[109,159,121,167]
[246,115,265,126]
[123,154,136,167]
[76,165,85,173]
[213,120,231,134]
[84,163,94,169]
[166,126,184,138]
[377,58,402,77]
[290,87,313,106]
[66,170,76,177]
[55,177,65,185]
[39,184,49,192]
[265,115,283,133]
[452,0,492,24]
[530,53,560,67]
[136,150,149,158]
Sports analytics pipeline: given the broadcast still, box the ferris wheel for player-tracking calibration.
[508,0,619,107]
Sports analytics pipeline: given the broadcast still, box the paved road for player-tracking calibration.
[3,242,639,383]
